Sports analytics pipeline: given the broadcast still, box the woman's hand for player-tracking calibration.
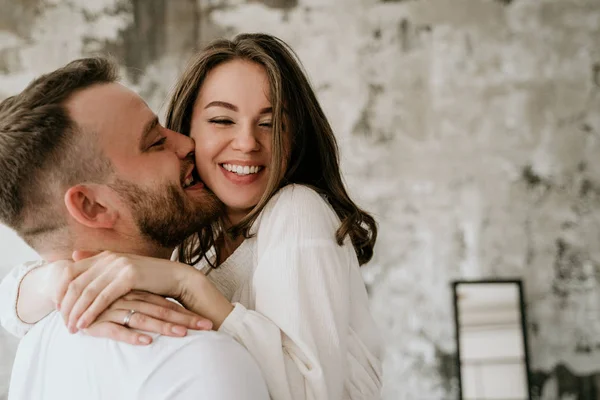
[83,291,212,345]
[56,251,207,333]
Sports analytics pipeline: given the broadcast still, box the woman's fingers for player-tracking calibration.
[83,321,153,346]
[60,269,104,330]
[123,291,199,317]
[55,251,113,310]
[58,252,206,333]
[92,308,196,338]
[115,299,212,331]
[67,270,119,331]
[67,255,136,330]
[74,278,134,330]
[106,308,188,337]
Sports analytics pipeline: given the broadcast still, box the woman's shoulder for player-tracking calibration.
[265,184,334,217]
[271,183,324,202]
[255,184,340,239]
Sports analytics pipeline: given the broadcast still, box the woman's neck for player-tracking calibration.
[215,210,247,265]
[224,209,246,228]
[216,233,244,265]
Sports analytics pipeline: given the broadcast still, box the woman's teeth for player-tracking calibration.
[222,164,263,176]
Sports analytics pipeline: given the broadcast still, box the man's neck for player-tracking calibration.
[42,249,76,264]
[41,232,172,263]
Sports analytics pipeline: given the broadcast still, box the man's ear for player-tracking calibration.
[64,184,119,229]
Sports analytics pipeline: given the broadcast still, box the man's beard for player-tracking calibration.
[111,179,223,249]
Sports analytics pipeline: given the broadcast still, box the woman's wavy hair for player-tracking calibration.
[166,33,377,267]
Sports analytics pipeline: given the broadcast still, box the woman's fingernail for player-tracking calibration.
[76,319,86,329]
[139,336,151,345]
[172,326,187,335]
[197,320,213,330]
[56,303,61,311]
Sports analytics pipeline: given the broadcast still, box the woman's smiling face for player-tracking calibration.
[189,59,276,224]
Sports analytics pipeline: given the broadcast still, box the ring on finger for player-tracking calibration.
[123,309,137,328]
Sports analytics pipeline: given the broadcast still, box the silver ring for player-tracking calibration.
[123,309,136,328]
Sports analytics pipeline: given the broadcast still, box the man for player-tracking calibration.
[0,57,268,399]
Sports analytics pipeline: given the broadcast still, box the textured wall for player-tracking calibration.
[0,0,599,399]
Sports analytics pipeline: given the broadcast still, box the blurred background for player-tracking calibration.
[0,0,599,399]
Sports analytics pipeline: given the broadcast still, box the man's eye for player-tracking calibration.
[209,119,234,125]
[150,137,167,148]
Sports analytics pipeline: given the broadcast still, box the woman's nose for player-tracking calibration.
[232,127,260,153]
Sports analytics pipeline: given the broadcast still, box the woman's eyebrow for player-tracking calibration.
[204,101,273,115]
[204,101,237,111]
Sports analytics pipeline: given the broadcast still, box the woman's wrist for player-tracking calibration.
[178,270,234,330]
[17,265,56,323]
[171,262,197,300]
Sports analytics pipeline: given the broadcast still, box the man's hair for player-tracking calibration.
[0,57,119,249]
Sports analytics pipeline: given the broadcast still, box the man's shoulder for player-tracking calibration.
[14,314,269,399]
[152,329,242,353]
[22,312,240,359]
[141,330,270,399]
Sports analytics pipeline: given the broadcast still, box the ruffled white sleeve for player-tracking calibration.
[219,185,352,400]
[0,260,46,338]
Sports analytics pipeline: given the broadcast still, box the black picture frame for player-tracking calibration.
[451,279,533,400]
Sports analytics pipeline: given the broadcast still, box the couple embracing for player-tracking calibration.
[0,33,382,400]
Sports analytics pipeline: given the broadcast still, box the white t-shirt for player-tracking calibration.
[9,311,269,400]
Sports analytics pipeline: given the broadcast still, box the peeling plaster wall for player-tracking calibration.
[1,0,599,399]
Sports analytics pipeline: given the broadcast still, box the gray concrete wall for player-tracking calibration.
[0,0,599,399]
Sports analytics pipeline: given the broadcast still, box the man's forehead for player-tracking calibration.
[65,82,151,138]
[64,82,154,159]
[65,83,145,121]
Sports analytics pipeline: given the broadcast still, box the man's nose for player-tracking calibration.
[167,129,195,159]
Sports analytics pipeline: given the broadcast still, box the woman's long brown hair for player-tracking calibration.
[166,33,377,267]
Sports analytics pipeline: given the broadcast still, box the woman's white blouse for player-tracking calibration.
[0,184,383,399]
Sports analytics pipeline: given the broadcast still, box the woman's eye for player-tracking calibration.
[209,119,234,125]
[150,137,167,148]
[259,121,273,128]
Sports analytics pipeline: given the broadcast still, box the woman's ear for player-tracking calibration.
[64,184,118,229]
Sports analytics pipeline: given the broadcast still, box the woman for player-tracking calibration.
[0,33,382,399]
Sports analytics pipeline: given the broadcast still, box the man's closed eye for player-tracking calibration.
[149,137,167,149]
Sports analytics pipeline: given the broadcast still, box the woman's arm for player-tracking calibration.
[1,256,214,342]
[18,260,72,323]
[220,245,351,400]
[216,185,356,400]
[0,260,52,337]
[57,252,228,332]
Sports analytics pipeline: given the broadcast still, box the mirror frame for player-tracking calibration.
[452,279,533,400]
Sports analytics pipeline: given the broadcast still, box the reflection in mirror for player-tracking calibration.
[453,280,532,400]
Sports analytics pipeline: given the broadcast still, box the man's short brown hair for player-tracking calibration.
[0,57,119,249]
